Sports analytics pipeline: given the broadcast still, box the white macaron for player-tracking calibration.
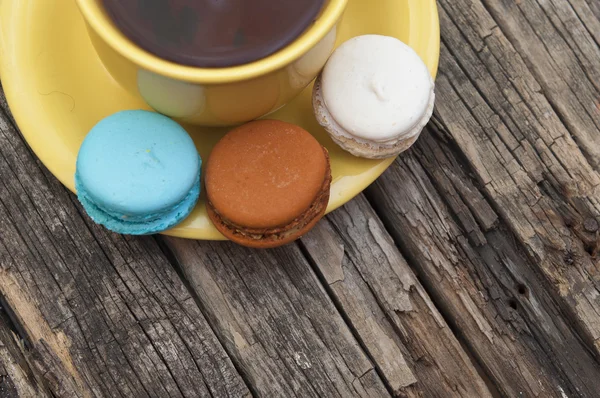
[313,35,435,159]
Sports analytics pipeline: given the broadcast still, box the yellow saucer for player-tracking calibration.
[0,0,439,240]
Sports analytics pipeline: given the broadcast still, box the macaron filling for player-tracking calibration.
[315,76,435,148]
[75,154,201,223]
[76,173,200,235]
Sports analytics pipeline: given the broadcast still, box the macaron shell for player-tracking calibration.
[320,35,434,142]
[207,164,331,249]
[205,120,328,229]
[312,76,435,159]
[76,110,200,216]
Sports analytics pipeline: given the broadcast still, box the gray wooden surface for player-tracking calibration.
[1,0,600,396]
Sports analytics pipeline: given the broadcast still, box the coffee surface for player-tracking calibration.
[103,0,325,67]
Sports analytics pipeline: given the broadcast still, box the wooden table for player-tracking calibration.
[1,0,600,396]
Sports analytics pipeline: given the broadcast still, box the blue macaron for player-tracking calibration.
[75,110,201,235]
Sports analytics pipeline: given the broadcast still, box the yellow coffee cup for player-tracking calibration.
[75,0,347,126]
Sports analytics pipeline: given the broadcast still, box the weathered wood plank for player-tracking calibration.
[584,0,600,24]
[368,131,600,397]
[366,0,600,396]
[472,0,600,168]
[0,306,50,397]
[165,237,391,398]
[0,102,250,397]
[436,0,600,357]
[572,1,600,45]
[536,0,600,88]
[301,195,493,397]
[545,0,600,58]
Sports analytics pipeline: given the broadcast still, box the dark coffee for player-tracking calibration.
[103,0,325,68]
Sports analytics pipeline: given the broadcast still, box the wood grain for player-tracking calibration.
[369,128,600,397]
[436,0,600,358]
[166,237,391,398]
[478,0,600,168]
[367,0,600,396]
[301,195,492,397]
[0,306,49,397]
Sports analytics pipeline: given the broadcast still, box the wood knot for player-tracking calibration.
[516,283,529,298]
[584,218,599,233]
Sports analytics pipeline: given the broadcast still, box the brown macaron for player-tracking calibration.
[205,120,332,248]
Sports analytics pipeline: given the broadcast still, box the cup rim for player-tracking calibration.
[76,0,347,84]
